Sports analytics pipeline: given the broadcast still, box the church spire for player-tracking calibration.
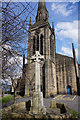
[38,0,46,10]
[36,0,49,22]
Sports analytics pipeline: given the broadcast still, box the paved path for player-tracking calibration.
[53,95,79,112]
[15,95,80,112]
[53,95,80,118]
[1,95,80,117]
[0,94,11,97]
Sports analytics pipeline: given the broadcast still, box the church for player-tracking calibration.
[19,0,80,97]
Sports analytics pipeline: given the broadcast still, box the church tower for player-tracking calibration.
[26,0,57,97]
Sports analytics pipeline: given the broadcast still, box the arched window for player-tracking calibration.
[40,34,43,55]
[33,36,35,55]
[37,35,39,51]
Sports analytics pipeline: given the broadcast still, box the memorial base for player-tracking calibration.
[30,92,46,115]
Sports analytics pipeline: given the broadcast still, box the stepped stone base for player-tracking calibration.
[1,102,74,120]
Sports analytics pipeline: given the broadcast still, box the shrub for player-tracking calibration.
[0,95,13,104]
[70,109,78,118]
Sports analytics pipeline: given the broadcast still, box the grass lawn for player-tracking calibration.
[0,95,13,104]
[70,109,78,118]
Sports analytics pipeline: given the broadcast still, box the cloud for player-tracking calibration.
[60,46,78,58]
[55,20,78,44]
[61,47,73,56]
[75,48,78,58]
[51,3,74,16]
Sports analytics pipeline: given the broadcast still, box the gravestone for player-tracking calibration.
[30,51,46,115]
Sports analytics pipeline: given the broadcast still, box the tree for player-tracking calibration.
[1,1,37,95]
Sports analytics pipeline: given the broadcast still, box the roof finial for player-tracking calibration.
[72,43,76,59]
[52,22,55,34]
[52,22,54,30]
[29,17,31,27]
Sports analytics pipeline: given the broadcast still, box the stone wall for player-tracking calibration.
[56,53,77,94]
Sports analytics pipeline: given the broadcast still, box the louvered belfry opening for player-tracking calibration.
[33,36,35,55]
[40,34,43,55]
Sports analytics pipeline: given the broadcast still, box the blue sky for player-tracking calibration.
[46,2,78,58]
[3,1,79,62]
[29,1,79,62]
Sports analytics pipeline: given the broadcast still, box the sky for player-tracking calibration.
[29,1,79,63]
[47,2,78,58]
[2,1,79,63]
[2,1,79,85]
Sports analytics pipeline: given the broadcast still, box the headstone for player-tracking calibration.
[26,100,32,111]
[30,51,46,115]
[25,83,29,96]
[50,100,56,108]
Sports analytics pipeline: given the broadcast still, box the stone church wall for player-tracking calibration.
[56,53,77,95]
[44,59,57,97]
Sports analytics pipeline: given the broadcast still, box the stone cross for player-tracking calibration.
[31,51,44,92]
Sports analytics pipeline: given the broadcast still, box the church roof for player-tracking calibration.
[56,53,74,64]
[56,53,74,67]
[30,20,51,30]
[56,53,73,59]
